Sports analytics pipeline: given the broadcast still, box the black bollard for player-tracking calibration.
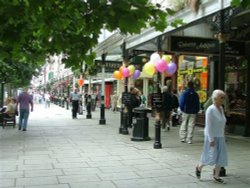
[99,96,106,124]
[154,112,162,149]
[121,107,129,135]
[66,99,69,110]
[86,94,92,119]
[119,106,124,134]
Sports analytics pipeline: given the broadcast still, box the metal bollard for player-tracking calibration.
[99,96,106,124]
[153,112,162,149]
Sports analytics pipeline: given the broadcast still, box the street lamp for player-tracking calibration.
[99,53,106,125]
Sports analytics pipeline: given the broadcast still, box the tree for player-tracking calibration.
[231,0,250,9]
[0,0,181,85]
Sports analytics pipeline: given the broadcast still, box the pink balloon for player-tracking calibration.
[132,70,141,79]
[166,62,177,75]
[122,67,130,77]
[155,59,167,73]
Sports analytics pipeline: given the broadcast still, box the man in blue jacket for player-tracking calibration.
[179,81,200,144]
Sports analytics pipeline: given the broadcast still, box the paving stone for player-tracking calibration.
[69,181,116,188]
[16,176,58,186]
[24,169,63,177]
[26,185,69,188]
[58,174,100,183]
[0,179,15,187]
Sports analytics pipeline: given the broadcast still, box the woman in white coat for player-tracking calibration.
[195,89,228,184]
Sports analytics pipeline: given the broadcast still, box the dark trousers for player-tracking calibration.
[72,100,79,118]
[161,110,171,129]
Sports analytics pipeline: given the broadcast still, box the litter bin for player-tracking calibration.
[131,107,152,141]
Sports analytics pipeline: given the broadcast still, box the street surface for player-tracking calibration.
[0,103,250,188]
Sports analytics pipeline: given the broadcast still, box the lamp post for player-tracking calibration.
[119,42,129,135]
[153,72,162,149]
[153,37,163,149]
[99,53,106,125]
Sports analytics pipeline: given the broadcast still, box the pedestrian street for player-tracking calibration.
[0,103,250,188]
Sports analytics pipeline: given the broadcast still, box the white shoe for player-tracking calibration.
[187,140,192,144]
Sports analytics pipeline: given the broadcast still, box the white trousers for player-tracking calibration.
[179,112,197,142]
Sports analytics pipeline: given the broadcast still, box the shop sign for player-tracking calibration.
[95,60,122,73]
[151,93,162,110]
[122,92,131,105]
[170,36,245,56]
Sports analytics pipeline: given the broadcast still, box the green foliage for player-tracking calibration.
[0,0,179,86]
[231,0,250,9]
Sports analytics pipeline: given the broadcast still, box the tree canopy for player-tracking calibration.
[0,0,249,87]
[0,0,180,87]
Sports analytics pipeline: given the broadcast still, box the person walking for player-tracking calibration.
[195,89,228,184]
[70,88,81,119]
[179,81,200,144]
[161,86,173,131]
[16,88,34,131]
[44,92,51,108]
[111,91,118,112]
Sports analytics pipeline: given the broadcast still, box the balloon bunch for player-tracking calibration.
[142,53,177,77]
[113,65,141,80]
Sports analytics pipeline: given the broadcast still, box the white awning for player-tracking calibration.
[84,78,116,84]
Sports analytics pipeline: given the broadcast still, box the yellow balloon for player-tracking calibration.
[128,65,135,75]
[162,55,171,63]
[143,62,155,76]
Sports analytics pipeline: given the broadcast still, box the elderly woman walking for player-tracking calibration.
[195,89,228,184]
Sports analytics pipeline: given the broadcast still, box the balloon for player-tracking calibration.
[77,79,84,86]
[128,65,135,75]
[162,55,171,63]
[150,53,161,64]
[155,59,167,73]
[132,70,141,79]
[113,70,122,80]
[143,62,155,76]
[166,61,177,75]
[122,67,130,77]
[119,66,125,73]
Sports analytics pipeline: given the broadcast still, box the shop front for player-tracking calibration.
[169,35,247,135]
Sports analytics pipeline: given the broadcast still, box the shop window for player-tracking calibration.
[177,55,208,105]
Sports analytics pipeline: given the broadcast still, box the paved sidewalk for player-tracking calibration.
[0,103,250,188]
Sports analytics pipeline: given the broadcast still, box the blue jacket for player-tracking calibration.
[179,88,200,114]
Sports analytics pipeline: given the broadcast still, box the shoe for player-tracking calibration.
[195,166,201,179]
[188,140,192,144]
[18,127,21,130]
[213,177,225,184]
[167,127,170,131]
[181,139,185,143]
[22,129,27,131]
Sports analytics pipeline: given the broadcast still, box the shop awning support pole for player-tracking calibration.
[245,48,250,137]
[218,9,225,91]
